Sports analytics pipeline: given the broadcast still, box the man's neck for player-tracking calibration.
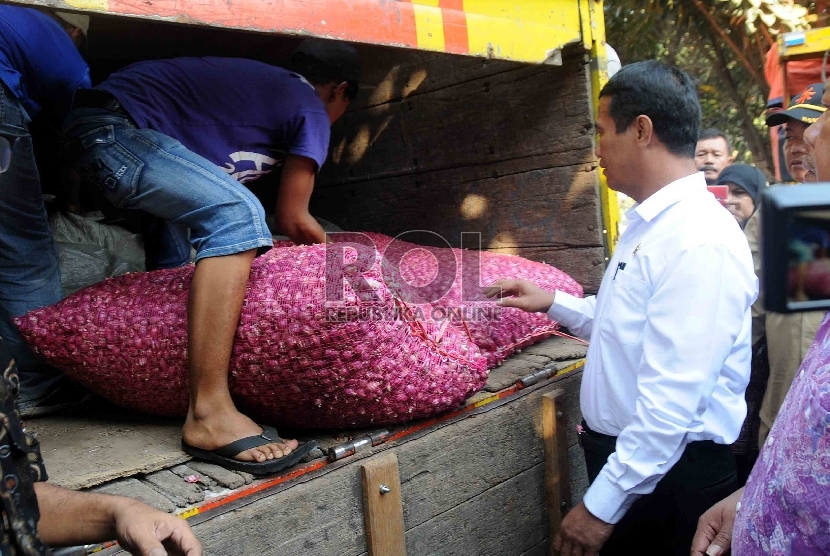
[314,85,338,124]
[630,157,699,204]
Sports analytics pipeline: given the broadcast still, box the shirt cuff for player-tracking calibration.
[582,469,640,524]
[546,290,582,324]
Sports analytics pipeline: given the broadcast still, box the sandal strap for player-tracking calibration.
[213,426,283,458]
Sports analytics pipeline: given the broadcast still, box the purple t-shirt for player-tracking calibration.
[0,6,91,118]
[733,312,830,555]
[98,57,330,182]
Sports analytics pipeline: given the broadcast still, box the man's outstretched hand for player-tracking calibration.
[483,279,555,313]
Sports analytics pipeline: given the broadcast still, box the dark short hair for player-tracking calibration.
[698,128,731,153]
[599,60,701,158]
[292,69,359,102]
[291,40,361,101]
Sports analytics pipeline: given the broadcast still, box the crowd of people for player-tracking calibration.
[489,61,830,556]
[1,2,830,555]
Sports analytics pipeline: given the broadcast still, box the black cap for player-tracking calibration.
[766,83,826,127]
[291,39,362,84]
[717,164,767,205]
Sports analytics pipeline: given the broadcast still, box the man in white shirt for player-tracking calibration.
[486,61,757,555]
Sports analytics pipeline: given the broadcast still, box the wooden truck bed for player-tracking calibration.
[3,3,609,553]
[35,335,587,556]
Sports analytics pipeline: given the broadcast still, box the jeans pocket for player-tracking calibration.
[75,126,143,208]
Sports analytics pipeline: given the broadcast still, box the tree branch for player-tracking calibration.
[754,27,767,65]
[706,38,772,176]
[689,0,770,97]
[759,22,775,50]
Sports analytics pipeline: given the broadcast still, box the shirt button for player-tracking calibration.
[767,435,774,447]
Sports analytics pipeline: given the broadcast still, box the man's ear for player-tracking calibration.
[330,81,348,102]
[635,114,655,147]
[68,27,84,46]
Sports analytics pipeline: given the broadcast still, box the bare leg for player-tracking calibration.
[181,250,298,462]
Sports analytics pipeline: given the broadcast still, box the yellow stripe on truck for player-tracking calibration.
[462,0,580,61]
[412,1,447,52]
[63,0,108,10]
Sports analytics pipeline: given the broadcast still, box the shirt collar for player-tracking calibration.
[627,172,706,223]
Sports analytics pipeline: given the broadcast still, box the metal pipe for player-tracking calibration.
[327,429,389,462]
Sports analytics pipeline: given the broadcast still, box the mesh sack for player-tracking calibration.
[16,243,488,428]
[353,232,584,367]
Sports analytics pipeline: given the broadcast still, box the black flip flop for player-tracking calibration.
[182,426,318,475]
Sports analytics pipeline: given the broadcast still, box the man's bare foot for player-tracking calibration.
[182,408,298,463]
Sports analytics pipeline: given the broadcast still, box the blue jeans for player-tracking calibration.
[0,84,65,402]
[63,108,272,265]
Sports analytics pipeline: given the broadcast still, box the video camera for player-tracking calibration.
[763,184,830,313]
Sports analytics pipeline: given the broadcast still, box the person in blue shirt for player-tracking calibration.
[63,40,360,473]
[0,6,92,416]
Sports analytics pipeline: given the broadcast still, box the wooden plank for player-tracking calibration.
[396,373,583,529]
[170,464,218,489]
[185,461,253,490]
[312,164,602,250]
[522,339,588,363]
[27,409,187,490]
[542,390,571,556]
[90,477,177,513]
[142,469,205,507]
[348,48,525,112]
[318,54,591,184]
[307,45,604,294]
[404,463,548,555]
[484,354,552,391]
[484,336,588,393]
[194,464,367,556]
[516,246,606,295]
[361,453,407,556]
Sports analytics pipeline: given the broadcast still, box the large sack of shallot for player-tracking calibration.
[337,232,584,367]
[16,243,488,428]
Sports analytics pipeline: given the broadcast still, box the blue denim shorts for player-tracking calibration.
[63,108,272,262]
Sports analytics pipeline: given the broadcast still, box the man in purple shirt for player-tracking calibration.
[692,79,830,556]
[63,40,360,473]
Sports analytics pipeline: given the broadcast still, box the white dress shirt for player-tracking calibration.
[547,172,758,524]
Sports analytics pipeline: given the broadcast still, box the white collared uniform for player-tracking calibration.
[547,172,757,524]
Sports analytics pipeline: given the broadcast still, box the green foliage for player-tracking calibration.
[604,0,817,176]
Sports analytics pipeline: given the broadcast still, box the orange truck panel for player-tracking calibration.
[10,0,585,63]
